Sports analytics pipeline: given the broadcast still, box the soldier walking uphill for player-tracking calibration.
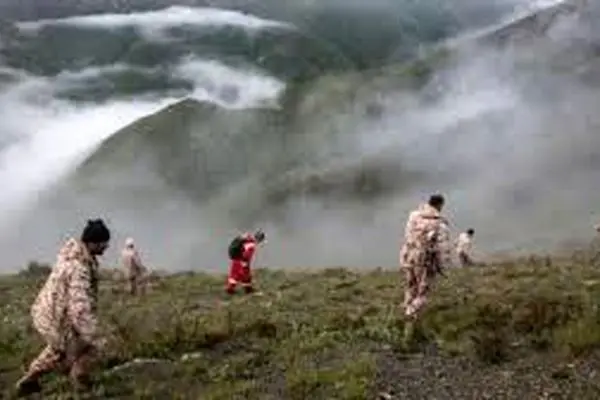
[15,219,111,396]
[226,230,266,295]
[399,194,452,332]
[121,237,146,295]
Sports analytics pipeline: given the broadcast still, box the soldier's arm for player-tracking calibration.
[404,212,418,238]
[67,262,99,345]
[120,251,130,268]
[437,224,454,268]
[131,251,144,269]
[400,213,417,252]
[137,253,146,270]
[242,242,257,263]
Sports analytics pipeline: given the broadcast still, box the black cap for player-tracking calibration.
[81,219,111,243]
[428,194,445,208]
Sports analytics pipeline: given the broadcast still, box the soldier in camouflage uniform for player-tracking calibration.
[456,228,475,267]
[121,237,146,295]
[15,219,111,396]
[399,194,452,321]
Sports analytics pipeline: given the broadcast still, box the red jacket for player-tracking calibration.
[228,237,258,285]
[238,237,257,266]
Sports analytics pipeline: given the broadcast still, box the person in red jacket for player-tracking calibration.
[226,230,265,295]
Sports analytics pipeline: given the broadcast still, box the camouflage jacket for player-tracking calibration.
[121,247,144,277]
[399,203,452,271]
[456,232,473,256]
[30,238,100,350]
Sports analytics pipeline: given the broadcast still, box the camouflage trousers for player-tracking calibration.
[126,267,147,295]
[128,274,145,295]
[458,252,474,267]
[26,328,96,381]
[403,265,433,319]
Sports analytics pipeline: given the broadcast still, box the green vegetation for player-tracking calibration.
[2,249,600,398]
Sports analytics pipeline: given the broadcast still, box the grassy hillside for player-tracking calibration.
[2,248,600,399]
[57,0,600,212]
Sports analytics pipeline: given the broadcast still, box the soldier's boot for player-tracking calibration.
[69,355,94,393]
[15,375,43,397]
[15,347,65,397]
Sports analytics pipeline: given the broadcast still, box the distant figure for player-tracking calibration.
[16,219,111,396]
[226,230,266,295]
[399,194,452,321]
[121,237,146,295]
[456,228,475,267]
[592,222,600,265]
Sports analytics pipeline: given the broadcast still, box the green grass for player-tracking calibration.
[2,252,600,399]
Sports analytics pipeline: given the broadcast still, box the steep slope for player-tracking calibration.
[52,0,600,221]
[58,94,425,225]
[7,0,600,272]
[2,255,600,398]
